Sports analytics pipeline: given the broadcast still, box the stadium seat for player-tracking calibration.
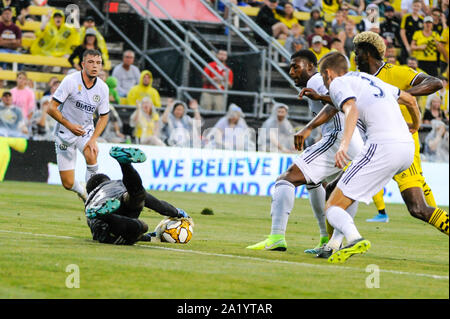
[16,20,41,32]
[28,5,53,16]
[0,53,111,70]
[0,70,65,83]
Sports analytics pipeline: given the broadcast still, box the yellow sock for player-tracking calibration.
[428,208,449,235]
[372,189,385,212]
[422,181,437,208]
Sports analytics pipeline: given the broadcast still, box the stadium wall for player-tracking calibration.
[1,139,448,206]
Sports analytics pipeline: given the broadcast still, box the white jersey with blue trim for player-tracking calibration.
[52,71,110,144]
[306,72,343,136]
[329,71,413,144]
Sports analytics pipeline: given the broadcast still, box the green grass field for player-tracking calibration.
[0,181,448,299]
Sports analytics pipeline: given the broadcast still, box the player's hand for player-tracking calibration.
[299,88,321,101]
[335,145,350,169]
[69,123,85,136]
[176,208,190,218]
[407,122,419,134]
[294,127,312,151]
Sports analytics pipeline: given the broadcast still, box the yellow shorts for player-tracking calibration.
[393,133,424,193]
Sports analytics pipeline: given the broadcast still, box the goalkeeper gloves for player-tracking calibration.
[176,208,189,218]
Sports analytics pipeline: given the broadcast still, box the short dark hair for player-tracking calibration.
[291,49,318,67]
[82,49,102,61]
[407,56,418,62]
[319,52,348,74]
[86,174,111,194]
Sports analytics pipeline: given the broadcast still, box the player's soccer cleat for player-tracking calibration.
[315,244,333,259]
[328,238,371,263]
[109,147,147,164]
[366,213,389,223]
[246,235,287,251]
[139,232,157,242]
[304,236,329,254]
[77,182,88,203]
[86,198,121,219]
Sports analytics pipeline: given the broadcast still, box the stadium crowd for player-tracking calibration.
[0,0,448,163]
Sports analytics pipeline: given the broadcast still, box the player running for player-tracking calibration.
[85,146,189,245]
[315,52,421,263]
[246,50,364,252]
[48,49,110,201]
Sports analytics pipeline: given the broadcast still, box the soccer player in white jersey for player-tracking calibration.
[310,52,421,263]
[246,50,364,252]
[48,49,110,201]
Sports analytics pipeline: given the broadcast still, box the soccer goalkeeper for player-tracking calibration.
[85,146,189,245]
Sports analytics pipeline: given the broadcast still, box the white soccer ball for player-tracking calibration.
[155,217,194,244]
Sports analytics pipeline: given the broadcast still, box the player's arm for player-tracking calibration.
[398,90,421,134]
[47,99,85,136]
[294,104,338,151]
[84,112,109,157]
[406,73,443,96]
[336,98,358,169]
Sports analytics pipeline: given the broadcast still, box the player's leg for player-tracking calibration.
[56,141,87,201]
[303,184,329,254]
[366,189,389,223]
[246,164,307,251]
[88,215,148,245]
[401,187,449,235]
[82,140,99,183]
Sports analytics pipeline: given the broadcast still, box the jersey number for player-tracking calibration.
[361,76,384,98]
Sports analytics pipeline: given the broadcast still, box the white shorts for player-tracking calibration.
[337,141,415,204]
[294,131,364,185]
[55,133,92,171]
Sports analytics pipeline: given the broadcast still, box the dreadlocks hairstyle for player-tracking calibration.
[353,31,386,60]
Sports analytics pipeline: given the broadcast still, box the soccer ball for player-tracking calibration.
[155,217,194,244]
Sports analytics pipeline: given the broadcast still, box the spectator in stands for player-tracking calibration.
[303,6,323,38]
[322,0,341,15]
[200,49,234,112]
[258,102,295,153]
[79,16,109,64]
[127,70,161,107]
[0,7,22,69]
[43,78,60,97]
[385,44,400,65]
[0,0,29,25]
[411,16,440,76]
[292,0,321,12]
[401,0,430,16]
[307,21,332,48]
[438,25,449,74]
[98,105,126,144]
[380,5,402,48]
[331,9,347,37]
[431,7,444,35]
[423,95,448,125]
[255,0,290,40]
[400,0,425,59]
[10,71,34,120]
[284,23,308,54]
[30,9,79,57]
[30,95,55,141]
[406,56,424,73]
[112,50,141,98]
[341,0,364,16]
[425,78,448,118]
[204,103,255,151]
[161,98,202,148]
[330,37,347,55]
[0,90,28,137]
[278,2,300,30]
[339,19,357,57]
[423,119,449,162]
[309,35,330,61]
[129,97,165,146]
[68,28,102,70]
[357,3,380,32]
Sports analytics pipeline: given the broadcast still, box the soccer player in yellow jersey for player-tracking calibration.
[352,31,448,235]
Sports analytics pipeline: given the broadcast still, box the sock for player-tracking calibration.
[372,189,386,214]
[327,201,359,250]
[307,184,328,238]
[70,180,86,199]
[422,181,437,208]
[428,208,449,235]
[326,206,362,243]
[86,164,98,183]
[270,180,295,236]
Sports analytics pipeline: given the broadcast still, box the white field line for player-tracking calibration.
[1,229,448,281]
